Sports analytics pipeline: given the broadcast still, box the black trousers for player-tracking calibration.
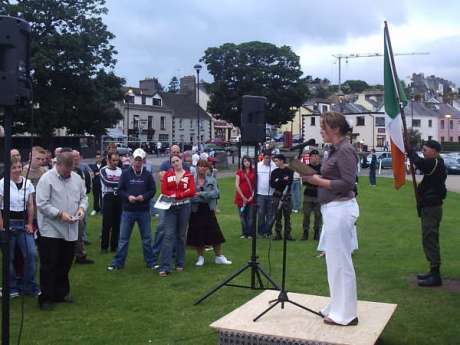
[101,193,122,251]
[93,184,102,213]
[38,237,75,305]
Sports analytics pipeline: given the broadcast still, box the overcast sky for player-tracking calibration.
[105,0,460,89]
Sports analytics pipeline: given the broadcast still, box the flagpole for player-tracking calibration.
[384,21,420,211]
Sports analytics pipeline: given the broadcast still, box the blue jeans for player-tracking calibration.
[291,179,301,211]
[159,204,191,273]
[9,221,38,295]
[111,211,155,268]
[257,195,273,236]
[369,168,376,186]
[239,204,255,237]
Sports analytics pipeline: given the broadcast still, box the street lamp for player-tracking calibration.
[194,63,202,150]
[445,114,452,142]
[125,88,134,143]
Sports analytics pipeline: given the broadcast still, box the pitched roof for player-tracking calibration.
[160,92,211,119]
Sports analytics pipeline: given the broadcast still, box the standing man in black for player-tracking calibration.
[89,151,103,216]
[369,149,377,187]
[409,140,447,287]
[301,149,322,241]
[270,154,294,241]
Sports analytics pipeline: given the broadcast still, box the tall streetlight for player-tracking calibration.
[125,88,134,143]
[194,63,202,150]
[445,114,452,142]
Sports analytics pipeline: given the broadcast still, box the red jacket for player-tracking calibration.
[161,169,196,200]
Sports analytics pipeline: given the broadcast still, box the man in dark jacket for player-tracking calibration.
[302,149,322,241]
[89,152,103,215]
[270,154,294,241]
[369,149,377,186]
[409,140,447,287]
[107,148,156,271]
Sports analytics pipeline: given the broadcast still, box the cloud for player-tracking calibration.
[104,0,460,87]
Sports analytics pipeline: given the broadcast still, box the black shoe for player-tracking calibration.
[416,271,433,280]
[273,234,282,241]
[75,257,95,264]
[418,274,442,287]
[39,302,55,311]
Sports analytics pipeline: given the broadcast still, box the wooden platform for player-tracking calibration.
[210,290,397,345]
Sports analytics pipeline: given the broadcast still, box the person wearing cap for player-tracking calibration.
[302,149,322,241]
[270,154,294,241]
[256,150,276,238]
[408,140,447,287]
[107,148,156,271]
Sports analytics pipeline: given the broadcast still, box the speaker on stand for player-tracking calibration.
[0,15,32,345]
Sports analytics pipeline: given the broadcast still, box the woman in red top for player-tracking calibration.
[158,154,195,276]
[234,156,255,238]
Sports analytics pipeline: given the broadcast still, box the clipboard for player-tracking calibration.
[154,194,173,210]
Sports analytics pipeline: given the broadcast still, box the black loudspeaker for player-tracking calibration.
[0,15,31,106]
[240,95,266,144]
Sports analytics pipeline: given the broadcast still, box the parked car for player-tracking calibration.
[366,152,391,166]
[445,156,460,174]
[117,147,132,156]
[380,155,393,169]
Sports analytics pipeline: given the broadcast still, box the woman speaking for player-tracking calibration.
[304,112,359,326]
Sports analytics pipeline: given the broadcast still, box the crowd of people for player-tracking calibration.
[0,111,448,326]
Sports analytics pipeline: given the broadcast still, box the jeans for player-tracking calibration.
[101,194,122,251]
[291,179,301,211]
[257,194,273,236]
[239,204,255,237]
[159,204,191,273]
[152,209,166,263]
[9,221,38,295]
[111,211,155,268]
[369,168,376,186]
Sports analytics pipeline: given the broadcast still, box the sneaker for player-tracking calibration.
[195,256,205,266]
[204,246,213,252]
[292,209,299,213]
[10,291,19,299]
[107,265,122,271]
[240,235,246,239]
[90,210,97,216]
[215,255,232,265]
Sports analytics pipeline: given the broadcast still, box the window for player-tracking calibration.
[356,116,365,126]
[310,117,315,126]
[375,117,385,127]
[411,119,421,127]
[440,120,444,129]
[190,119,193,128]
[428,136,432,140]
[160,116,166,130]
[321,105,328,113]
[458,136,460,142]
[159,134,168,142]
[450,137,453,142]
[141,95,146,105]
[133,115,139,130]
[153,97,162,106]
[190,135,194,143]
[179,134,184,142]
[125,95,134,104]
[179,119,183,129]
[147,116,153,129]
[449,120,453,129]
[377,135,385,147]
[441,136,445,143]
[428,119,432,128]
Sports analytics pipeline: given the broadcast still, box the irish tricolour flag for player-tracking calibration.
[384,22,407,189]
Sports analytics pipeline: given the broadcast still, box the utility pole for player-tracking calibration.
[332,52,430,93]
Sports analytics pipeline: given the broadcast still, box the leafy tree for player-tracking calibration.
[408,128,422,148]
[342,80,369,94]
[202,41,309,126]
[0,0,123,137]
[167,76,180,93]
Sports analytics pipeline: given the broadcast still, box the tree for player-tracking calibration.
[342,80,369,94]
[202,41,309,126]
[408,128,422,148]
[0,0,124,137]
[167,76,180,93]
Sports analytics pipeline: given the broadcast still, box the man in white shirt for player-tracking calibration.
[256,151,276,237]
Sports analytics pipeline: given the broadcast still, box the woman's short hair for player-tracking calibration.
[10,156,22,167]
[321,111,352,135]
[196,159,210,168]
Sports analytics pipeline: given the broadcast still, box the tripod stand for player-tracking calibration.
[253,186,321,322]
[194,145,279,305]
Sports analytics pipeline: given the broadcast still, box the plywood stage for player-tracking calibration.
[210,290,397,345]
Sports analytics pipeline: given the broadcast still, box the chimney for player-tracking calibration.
[139,78,160,93]
[180,76,196,95]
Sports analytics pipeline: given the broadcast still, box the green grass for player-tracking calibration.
[6,177,460,345]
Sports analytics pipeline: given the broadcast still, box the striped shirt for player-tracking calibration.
[100,166,122,196]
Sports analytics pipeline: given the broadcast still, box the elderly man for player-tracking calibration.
[36,149,88,310]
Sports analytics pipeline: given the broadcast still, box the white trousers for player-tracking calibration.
[320,198,359,324]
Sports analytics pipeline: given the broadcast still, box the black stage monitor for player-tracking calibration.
[240,95,266,144]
